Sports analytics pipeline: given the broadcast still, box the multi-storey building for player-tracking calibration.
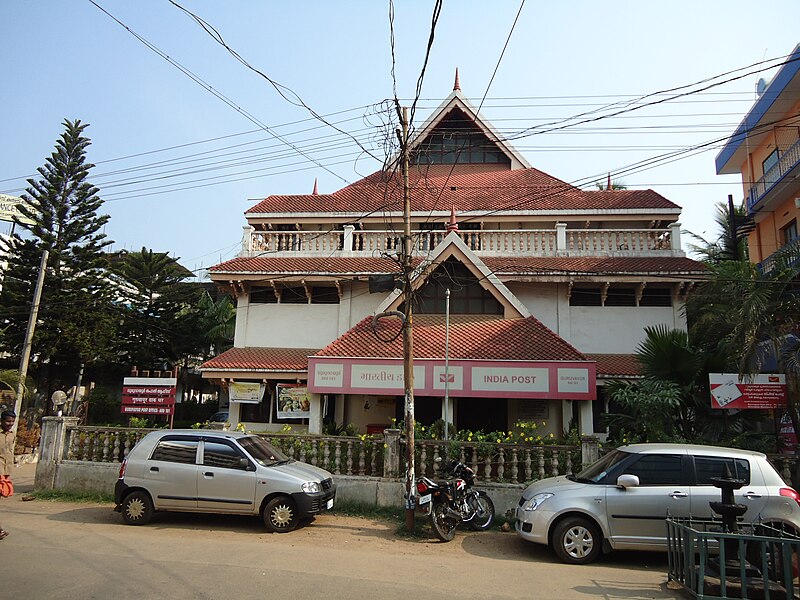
[716,43,800,273]
[201,76,705,438]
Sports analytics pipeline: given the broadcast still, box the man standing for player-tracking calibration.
[1,410,15,497]
[0,409,14,540]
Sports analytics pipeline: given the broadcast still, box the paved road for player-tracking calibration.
[1,464,682,600]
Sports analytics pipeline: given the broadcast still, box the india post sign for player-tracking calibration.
[121,377,177,415]
[709,373,787,409]
[308,357,596,400]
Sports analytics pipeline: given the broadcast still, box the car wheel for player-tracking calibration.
[263,496,299,533]
[552,516,602,564]
[122,490,154,526]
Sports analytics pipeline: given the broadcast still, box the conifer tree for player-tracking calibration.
[0,119,116,384]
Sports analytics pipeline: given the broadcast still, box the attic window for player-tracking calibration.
[411,109,510,166]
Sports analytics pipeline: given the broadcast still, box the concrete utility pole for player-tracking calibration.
[399,106,416,531]
[12,247,49,438]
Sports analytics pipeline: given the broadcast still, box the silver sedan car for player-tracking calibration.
[515,443,800,564]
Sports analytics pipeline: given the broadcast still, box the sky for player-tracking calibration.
[1,1,798,279]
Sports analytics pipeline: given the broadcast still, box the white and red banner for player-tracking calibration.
[308,357,596,400]
[121,377,177,415]
[709,373,787,409]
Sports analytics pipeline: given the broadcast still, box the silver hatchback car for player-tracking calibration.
[516,443,800,564]
[115,430,336,532]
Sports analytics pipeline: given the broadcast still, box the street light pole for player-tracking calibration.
[12,247,49,438]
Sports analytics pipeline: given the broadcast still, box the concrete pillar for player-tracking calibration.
[581,436,600,468]
[342,224,356,253]
[242,225,254,255]
[383,429,401,478]
[669,222,682,253]
[560,399,572,435]
[555,222,567,252]
[579,400,594,436]
[34,416,79,491]
[309,392,323,435]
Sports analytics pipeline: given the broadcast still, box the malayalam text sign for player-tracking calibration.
[709,373,787,409]
[121,377,177,415]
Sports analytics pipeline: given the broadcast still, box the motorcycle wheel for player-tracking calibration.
[468,492,495,531]
[431,500,458,542]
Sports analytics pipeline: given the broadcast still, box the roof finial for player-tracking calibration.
[453,68,461,92]
[447,206,459,232]
[312,178,319,195]
[606,172,612,191]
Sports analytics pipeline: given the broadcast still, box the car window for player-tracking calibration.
[239,436,290,466]
[150,438,199,464]
[694,456,751,485]
[203,440,247,470]
[622,454,683,485]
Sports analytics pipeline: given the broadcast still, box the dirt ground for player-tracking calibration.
[1,463,680,600]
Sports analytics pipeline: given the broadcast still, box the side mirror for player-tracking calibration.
[240,457,252,470]
[617,474,640,489]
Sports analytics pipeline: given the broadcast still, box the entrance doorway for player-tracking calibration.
[456,397,507,433]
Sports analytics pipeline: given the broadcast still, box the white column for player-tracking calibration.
[560,400,572,435]
[579,400,594,436]
[555,222,567,252]
[242,225,254,255]
[342,224,356,253]
[669,222,682,253]
[308,392,323,435]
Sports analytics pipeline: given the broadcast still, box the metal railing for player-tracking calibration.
[667,518,800,599]
[747,137,800,214]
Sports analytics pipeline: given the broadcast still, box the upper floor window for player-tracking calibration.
[782,220,798,246]
[763,148,780,178]
[411,109,510,166]
[250,286,277,304]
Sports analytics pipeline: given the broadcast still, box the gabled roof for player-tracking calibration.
[315,314,586,362]
[376,231,531,318]
[403,87,531,169]
[244,167,680,217]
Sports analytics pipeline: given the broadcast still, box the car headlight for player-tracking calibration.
[302,481,321,494]
[521,492,554,511]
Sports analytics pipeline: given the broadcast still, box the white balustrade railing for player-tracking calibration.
[243,225,680,258]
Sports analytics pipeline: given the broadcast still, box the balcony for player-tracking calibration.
[747,137,800,215]
[757,236,800,276]
[241,223,683,258]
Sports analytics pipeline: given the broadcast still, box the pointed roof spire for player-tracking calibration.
[447,206,459,232]
[606,172,612,191]
[453,68,461,92]
[312,178,319,195]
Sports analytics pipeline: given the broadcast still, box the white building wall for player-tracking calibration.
[233,282,392,349]
[568,306,681,353]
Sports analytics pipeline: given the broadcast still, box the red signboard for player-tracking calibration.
[709,373,787,409]
[121,377,177,416]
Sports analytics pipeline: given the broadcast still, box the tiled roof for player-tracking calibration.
[209,255,405,275]
[201,347,318,372]
[586,354,642,378]
[245,167,680,215]
[316,314,586,361]
[209,255,704,276]
[484,256,707,275]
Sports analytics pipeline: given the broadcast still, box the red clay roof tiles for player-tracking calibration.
[316,314,586,361]
[245,167,679,216]
[201,347,318,371]
[586,353,642,378]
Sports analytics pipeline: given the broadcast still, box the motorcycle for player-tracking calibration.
[415,459,495,541]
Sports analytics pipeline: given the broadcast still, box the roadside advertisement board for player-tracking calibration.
[0,194,35,225]
[229,381,264,404]
[709,373,787,409]
[276,384,310,419]
[121,377,177,416]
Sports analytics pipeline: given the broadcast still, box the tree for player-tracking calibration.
[196,290,235,359]
[109,247,198,368]
[0,119,115,396]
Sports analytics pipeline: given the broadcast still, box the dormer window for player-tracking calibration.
[411,109,510,166]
